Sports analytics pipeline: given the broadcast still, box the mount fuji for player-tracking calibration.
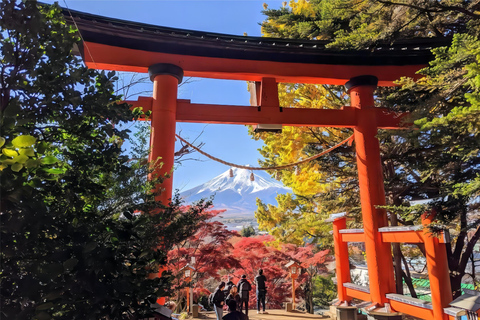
[179,167,291,216]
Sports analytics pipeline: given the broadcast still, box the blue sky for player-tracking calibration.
[49,0,286,191]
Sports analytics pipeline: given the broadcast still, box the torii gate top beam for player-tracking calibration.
[63,8,450,86]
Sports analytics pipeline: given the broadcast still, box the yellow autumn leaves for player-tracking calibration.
[1,135,37,172]
[0,135,61,174]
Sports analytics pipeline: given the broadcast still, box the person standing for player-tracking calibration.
[222,300,248,320]
[212,281,226,320]
[224,276,235,296]
[236,275,251,317]
[255,269,267,314]
[225,286,241,312]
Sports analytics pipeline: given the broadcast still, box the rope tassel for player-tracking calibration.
[250,172,255,181]
[229,168,234,177]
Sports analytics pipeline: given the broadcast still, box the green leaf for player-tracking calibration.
[25,159,40,168]
[63,258,79,271]
[12,135,36,148]
[83,242,97,253]
[14,154,29,164]
[44,168,65,175]
[2,159,15,165]
[139,251,150,259]
[0,137,5,148]
[36,302,54,311]
[41,156,58,165]
[37,142,49,154]
[19,147,35,157]
[45,290,63,301]
[11,163,23,172]
[2,148,18,158]
[35,311,52,320]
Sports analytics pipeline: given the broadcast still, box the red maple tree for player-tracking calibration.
[167,215,331,312]
[167,208,241,307]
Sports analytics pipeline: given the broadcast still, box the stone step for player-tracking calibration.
[443,306,465,317]
[339,228,364,234]
[343,282,370,293]
[378,225,423,232]
[386,293,432,310]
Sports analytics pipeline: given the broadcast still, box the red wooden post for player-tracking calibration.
[148,63,183,204]
[148,64,183,305]
[292,277,296,309]
[422,211,452,320]
[332,216,351,302]
[347,76,395,305]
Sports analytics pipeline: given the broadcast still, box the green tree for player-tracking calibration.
[0,1,209,319]
[312,275,337,308]
[240,225,256,237]
[256,0,480,298]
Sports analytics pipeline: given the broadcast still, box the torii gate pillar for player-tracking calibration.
[148,63,183,204]
[347,76,396,306]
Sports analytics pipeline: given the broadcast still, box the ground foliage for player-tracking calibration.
[0,1,209,319]
[255,0,480,297]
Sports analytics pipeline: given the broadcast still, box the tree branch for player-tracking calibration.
[458,224,480,274]
[374,0,480,19]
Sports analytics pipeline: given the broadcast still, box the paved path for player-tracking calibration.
[197,309,329,319]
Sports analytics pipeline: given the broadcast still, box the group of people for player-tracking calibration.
[211,269,268,320]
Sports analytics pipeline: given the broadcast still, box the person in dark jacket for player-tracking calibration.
[225,285,241,312]
[255,269,267,314]
[224,276,235,296]
[236,275,251,316]
[222,300,247,320]
[212,281,226,320]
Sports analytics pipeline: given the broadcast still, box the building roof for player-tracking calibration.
[62,7,452,85]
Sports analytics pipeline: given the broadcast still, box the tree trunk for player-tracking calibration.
[450,274,464,299]
[447,223,480,299]
[401,253,417,298]
[304,278,314,314]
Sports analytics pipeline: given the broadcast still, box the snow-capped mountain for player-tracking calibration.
[180,167,291,216]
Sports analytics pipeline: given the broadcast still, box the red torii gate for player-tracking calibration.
[64,8,456,320]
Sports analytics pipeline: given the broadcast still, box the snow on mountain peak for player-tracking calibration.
[179,167,291,216]
[197,167,287,195]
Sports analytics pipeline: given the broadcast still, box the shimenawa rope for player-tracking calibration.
[175,134,354,171]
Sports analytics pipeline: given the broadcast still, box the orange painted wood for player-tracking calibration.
[380,230,449,243]
[344,287,370,302]
[126,98,409,129]
[340,232,365,243]
[333,218,351,302]
[381,231,423,243]
[149,74,178,204]
[389,299,434,320]
[125,96,153,113]
[83,42,425,86]
[351,84,395,305]
[422,212,452,320]
[176,101,358,127]
[292,278,296,309]
[259,77,280,108]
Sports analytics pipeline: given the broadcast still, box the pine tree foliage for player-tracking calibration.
[256,0,480,297]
